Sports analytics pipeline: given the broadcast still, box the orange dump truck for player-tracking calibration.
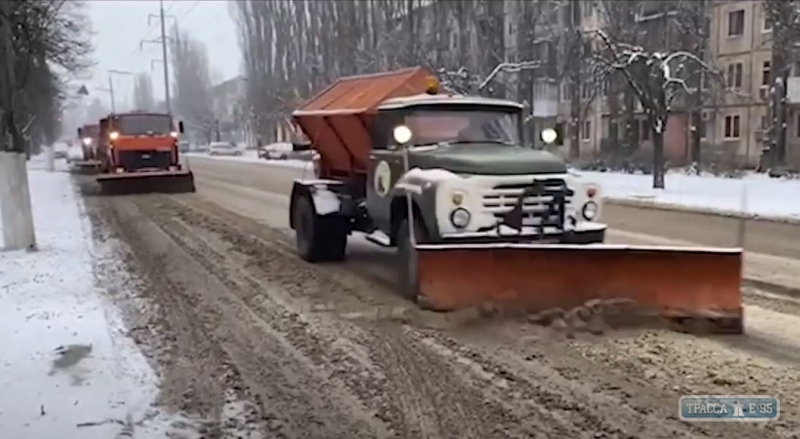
[80,111,195,195]
[288,67,743,332]
[72,123,101,173]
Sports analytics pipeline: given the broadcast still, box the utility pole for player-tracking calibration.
[158,0,172,115]
[107,74,116,112]
[146,3,177,115]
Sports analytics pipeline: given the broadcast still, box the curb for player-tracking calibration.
[605,198,800,226]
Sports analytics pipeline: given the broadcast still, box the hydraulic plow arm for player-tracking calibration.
[416,244,743,333]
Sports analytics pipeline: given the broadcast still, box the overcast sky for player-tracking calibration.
[87,0,240,109]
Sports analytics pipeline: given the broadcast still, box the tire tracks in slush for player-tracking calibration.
[138,192,635,438]
[116,193,510,439]
[154,192,778,439]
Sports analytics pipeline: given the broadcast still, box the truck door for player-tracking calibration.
[366,139,405,233]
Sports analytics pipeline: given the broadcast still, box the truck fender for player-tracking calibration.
[388,173,442,241]
[289,179,346,229]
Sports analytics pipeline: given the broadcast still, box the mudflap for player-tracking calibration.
[415,243,744,334]
[97,170,196,196]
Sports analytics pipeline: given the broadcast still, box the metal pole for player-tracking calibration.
[108,74,116,112]
[736,179,747,248]
[159,0,172,115]
[402,142,416,245]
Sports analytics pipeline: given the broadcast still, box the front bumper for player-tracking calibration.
[437,223,606,245]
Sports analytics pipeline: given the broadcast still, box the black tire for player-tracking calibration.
[293,195,347,262]
[396,216,428,302]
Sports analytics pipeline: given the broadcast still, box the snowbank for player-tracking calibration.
[578,170,800,221]
[0,157,181,436]
[187,150,800,220]
[185,150,310,170]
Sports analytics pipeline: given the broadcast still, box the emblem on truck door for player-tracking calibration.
[374,160,392,197]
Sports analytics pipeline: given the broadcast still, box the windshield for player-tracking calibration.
[114,114,173,135]
[404,108,521,146]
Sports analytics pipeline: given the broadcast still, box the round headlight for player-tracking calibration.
[582,201,598,220]
[450,208,471,228]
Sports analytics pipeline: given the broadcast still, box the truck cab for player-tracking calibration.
[98,111,185,174]
[364,93,604,246]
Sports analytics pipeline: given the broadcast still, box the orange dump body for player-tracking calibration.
[292,67,433,179]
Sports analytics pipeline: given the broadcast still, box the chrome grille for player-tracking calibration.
[481,179,571,227]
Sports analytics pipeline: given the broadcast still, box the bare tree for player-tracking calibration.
[0,0,92,250]
[132,72,155,111]
[763,0,800,172]
[169,28,215,143]
[595,29,718,189]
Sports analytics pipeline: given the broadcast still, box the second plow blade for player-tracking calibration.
[416,244,744,334]
[97,170,196,195]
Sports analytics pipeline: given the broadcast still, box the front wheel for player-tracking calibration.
[396,216,428,302]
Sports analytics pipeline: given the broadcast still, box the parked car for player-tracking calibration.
[208,142,242,156]
[257,142,293,160]
[178,140,191,153]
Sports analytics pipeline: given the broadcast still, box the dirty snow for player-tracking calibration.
[185,150,310,169]
[577,171,800,221]
[0,157,185,437]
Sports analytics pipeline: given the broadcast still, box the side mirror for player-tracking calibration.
[178,121,185,133]
[77,128,83,137]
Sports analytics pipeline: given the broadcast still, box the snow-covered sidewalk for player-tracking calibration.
[577,171,800,221]
[0,157,177,437]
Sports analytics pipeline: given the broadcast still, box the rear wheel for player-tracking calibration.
[397,216,428,303]
[293,195,347,262]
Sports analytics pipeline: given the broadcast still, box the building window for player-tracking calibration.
[581,120,591,140]
[581,82,592,100]
[728,10,745,36]
[727,63,743,88]
[762,61,771,86]
[698,119,707,140]
[796,113,800,138]
[640,119,650,141]
[582,1,593,18]
[761,115,769,130]
[724,115,741,139]
[561,81,572,102]
[763,7,772,32]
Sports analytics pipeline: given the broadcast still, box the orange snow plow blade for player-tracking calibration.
[416,244,743,333]
[97,169,196,195]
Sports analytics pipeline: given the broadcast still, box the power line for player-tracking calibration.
[119,1,178,65]
[175,1,201,27]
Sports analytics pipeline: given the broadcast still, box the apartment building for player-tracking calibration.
[565,0,800,167]
[707,0,800,168]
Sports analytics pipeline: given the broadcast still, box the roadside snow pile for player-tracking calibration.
[578,170,800,220]
[0,158,180,437]
[185,150,311,169]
